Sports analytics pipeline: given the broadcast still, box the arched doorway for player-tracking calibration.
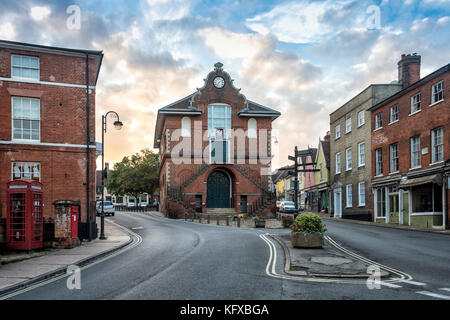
[207,170,231,208]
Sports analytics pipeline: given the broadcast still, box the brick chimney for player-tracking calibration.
[398,53,421,88]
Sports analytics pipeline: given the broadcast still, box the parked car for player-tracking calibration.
[96,201,115,216]
[127,202,136,207]
[280,201,298,214]
[139,201,148,207]
[276,201,281,211]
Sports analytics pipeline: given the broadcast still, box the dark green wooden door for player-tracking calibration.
[207,170,230,208]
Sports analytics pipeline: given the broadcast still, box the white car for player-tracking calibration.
[96,201,115,216]
[280,201,298,214]
[127,202,136,207]
[139,201,148,207]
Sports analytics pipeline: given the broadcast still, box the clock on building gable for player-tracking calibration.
[213,76,225,89]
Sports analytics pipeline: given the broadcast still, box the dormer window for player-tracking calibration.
[12,55,40,80]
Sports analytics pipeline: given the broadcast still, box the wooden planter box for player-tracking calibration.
[290,232,323,248]
[255,221,266,228]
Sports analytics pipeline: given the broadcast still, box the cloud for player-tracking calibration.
[30,6,51,21]
[245,0,366,44]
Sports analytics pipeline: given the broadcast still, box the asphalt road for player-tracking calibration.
[6,212,450,300]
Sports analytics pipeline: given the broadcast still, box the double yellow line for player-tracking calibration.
[259,233,412,284]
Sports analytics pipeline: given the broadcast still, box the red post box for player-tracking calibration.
[6,179,43,250]
[70,205,79,239]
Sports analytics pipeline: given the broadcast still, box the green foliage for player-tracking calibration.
[106,149,159,199]
[253,215,265,222]
[291,212,327,234]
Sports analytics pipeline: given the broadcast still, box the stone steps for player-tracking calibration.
[206,208,237,215]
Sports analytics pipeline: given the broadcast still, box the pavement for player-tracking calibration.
[314,211,450,235]
[0,218,131,295]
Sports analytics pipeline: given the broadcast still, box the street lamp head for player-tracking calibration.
[113,120,123,130]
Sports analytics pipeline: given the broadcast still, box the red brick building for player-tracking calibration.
[154,63,280,217]
[370,54,449,229]
[0,40,103,243]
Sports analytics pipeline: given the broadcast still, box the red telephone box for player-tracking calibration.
[6,179,44,250]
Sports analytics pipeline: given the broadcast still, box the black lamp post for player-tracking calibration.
[100,111,123,240]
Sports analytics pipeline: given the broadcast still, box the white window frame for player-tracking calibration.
[357,110,365,127]
[335,125,341,140]
[390,104,399,123]
[247,118,257,139]
[431,80,444,105]
[346,184,352,208]
[375,112,383,130]
[208,103,231,164]
[11,55,40,81]
[375,148,383,176]
[345,118,352,134]
[181,116,191,137]
[345,147,352,171]
[358,142,365,167]
[410,92,421,115]
[358,182,366,207]
[11,162,41,181]
[335,152,341,174]
[12,96,41,142]
[431,127,443,164]
[410,135,421,168]
[390,143,399,173]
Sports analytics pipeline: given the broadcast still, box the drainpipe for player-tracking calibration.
[443,172,447,230]
[86,53,92,241]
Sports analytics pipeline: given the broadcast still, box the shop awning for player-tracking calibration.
[399,174,442,188]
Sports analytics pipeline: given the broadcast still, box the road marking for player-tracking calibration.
[416,291,450,300]
[0,220,143,300]
[324,235,413,282]
[378,281,402,288]
[259,233,414,286]
[439,288,450,292]
[396,279,426,286]
[131,227,144,230]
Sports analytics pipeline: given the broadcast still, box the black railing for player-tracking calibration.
[115,205,158,212]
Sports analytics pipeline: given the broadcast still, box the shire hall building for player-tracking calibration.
[154,63,280,218]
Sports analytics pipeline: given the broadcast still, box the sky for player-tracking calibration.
[0,0,449,170]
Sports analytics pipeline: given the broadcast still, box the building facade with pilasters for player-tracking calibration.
[370,57,450,229]
[154,63,280,218]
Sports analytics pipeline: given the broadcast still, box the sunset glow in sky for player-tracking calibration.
[1,0,449,170]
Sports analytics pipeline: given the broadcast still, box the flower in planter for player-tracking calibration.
[238,214,244,219]
[281,215,293,228]
[253,215,265,222]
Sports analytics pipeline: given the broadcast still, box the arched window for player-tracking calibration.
[181,116,191,137]
[248,118,257,139]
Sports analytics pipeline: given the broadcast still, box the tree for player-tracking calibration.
[106,149,159,202]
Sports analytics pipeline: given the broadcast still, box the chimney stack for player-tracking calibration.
[398,53,421,88]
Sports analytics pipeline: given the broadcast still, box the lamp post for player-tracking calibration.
[100,111,123,240]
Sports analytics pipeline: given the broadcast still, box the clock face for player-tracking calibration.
[213,76,225,88]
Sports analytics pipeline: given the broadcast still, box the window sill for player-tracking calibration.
[409,166,422,171]
[357,123,365,128]
[429,99,444,108]
[388,120,399,126]
[389,171,400,175]
[409,110,421,117]
[374,174,384,178]
[345,131,351,135]
[346,168,352,172]
[374,127,383,132]
[11,76,40,82]
[358,164,365,169]
[335,136,341,141]
[358,204,366,208]
[429,161,444,166]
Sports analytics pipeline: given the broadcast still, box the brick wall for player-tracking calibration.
[0,45,100,230]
